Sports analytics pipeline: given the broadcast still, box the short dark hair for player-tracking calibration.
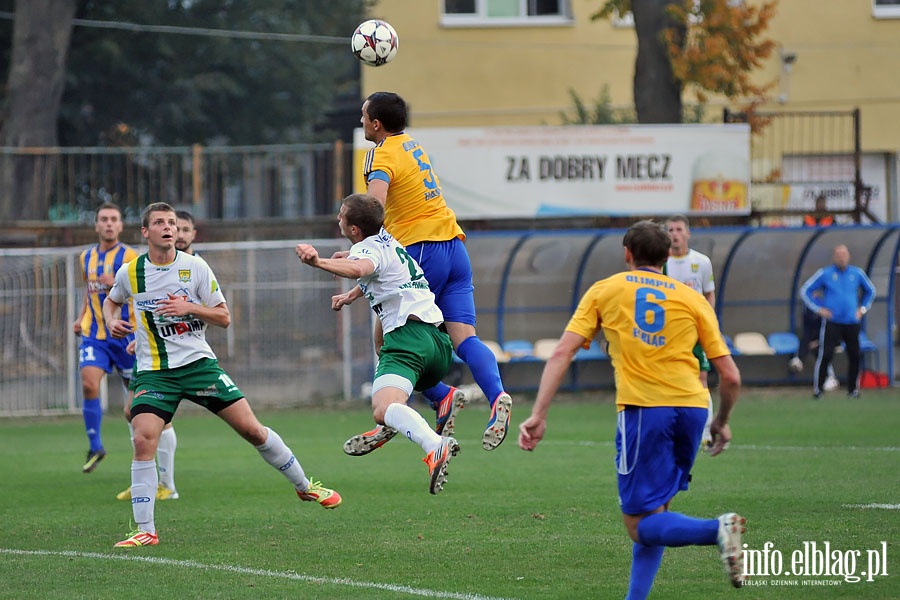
[341,194,384,238]
[365,91,408,133]
[94,201,122,222]
[175,210,195,226]
[141,202,176,228]
[623,220,671,268]
[665,214,690,229]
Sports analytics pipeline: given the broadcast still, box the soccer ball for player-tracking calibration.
[351,19,399,67]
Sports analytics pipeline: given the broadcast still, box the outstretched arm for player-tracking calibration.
[296,243,375,279]
[707,354,741,457]
[518,331,585,451]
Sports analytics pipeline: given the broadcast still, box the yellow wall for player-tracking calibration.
[361,1,636,127]
[361,0,900,152]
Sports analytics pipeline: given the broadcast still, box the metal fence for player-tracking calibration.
[724,108,878,225]
[0,240,375,417]
[0,142,349,223]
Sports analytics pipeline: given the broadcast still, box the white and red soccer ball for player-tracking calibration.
[351,19,399,67]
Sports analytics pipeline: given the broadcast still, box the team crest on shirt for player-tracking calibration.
[691,263,699,272]
[178,269,191,282]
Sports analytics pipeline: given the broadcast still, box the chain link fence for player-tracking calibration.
[0,239,375,417]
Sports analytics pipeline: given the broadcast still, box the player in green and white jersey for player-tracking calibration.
[296,193,458,495]
[103,202,341,549]
[666,215,716,451]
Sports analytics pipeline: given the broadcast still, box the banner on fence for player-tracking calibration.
[353,123,751,218]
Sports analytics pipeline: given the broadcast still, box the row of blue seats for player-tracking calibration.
[467,332,877,363]
[723,331,877,356]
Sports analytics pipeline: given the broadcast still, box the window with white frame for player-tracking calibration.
[442,0,573,27]
[873,0,900,19]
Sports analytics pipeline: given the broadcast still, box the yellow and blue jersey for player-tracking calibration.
[566,269,729,410]
[363,132,464,246]
[79,242,137,339]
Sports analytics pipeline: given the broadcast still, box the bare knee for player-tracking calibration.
[372,406,388,424]
[371,387,410,424]
[623,504,668,544]
[623,515,642,543]
[243,423,268,446]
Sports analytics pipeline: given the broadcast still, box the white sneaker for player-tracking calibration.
[717,513,747,588]
[823,376,839,392]
[788,357,803,373]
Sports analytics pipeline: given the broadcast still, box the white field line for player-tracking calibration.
[0,549,517,600]
[842,503,900,510]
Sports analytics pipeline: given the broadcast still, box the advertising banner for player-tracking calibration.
[353,124,751,218]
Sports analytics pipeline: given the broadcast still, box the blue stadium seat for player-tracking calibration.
[767,332,800,355]
[575,340,607,361]
[722,334,739,356]
[859,331,879,371]
[503,339,540,362]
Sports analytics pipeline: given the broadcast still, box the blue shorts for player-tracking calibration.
[405,238,476,325]
[615,405,707,515]
[79,335,135,381]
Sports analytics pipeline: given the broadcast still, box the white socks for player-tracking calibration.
[128,422,177,491]
[131,459,158,534]
[384,403,442,453]
[157,427,177,491]
[254,427,309,491]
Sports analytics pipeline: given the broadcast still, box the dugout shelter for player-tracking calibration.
[461,225,898,391]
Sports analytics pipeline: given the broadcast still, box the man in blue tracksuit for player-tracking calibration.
[800,244,876,398]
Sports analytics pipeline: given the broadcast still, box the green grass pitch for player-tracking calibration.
[0,387,897,599]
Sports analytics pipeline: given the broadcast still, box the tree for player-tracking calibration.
[57,1,368,146]
[593,0,777,127]
[0,0,370,221]
[0,0,77,221]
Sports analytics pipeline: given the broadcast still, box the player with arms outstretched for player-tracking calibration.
[297,194,458,494]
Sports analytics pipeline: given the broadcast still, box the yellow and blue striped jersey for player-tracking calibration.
[566,269,729,411]
[79,242,137,339]
[363,132,464,246]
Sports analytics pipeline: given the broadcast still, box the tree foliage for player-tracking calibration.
[559,85,636,125]
[47,0,370,147]
[0,0,371,221]
[560,85,707,125]
[592,0,778,128]
[664,1,777,107]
